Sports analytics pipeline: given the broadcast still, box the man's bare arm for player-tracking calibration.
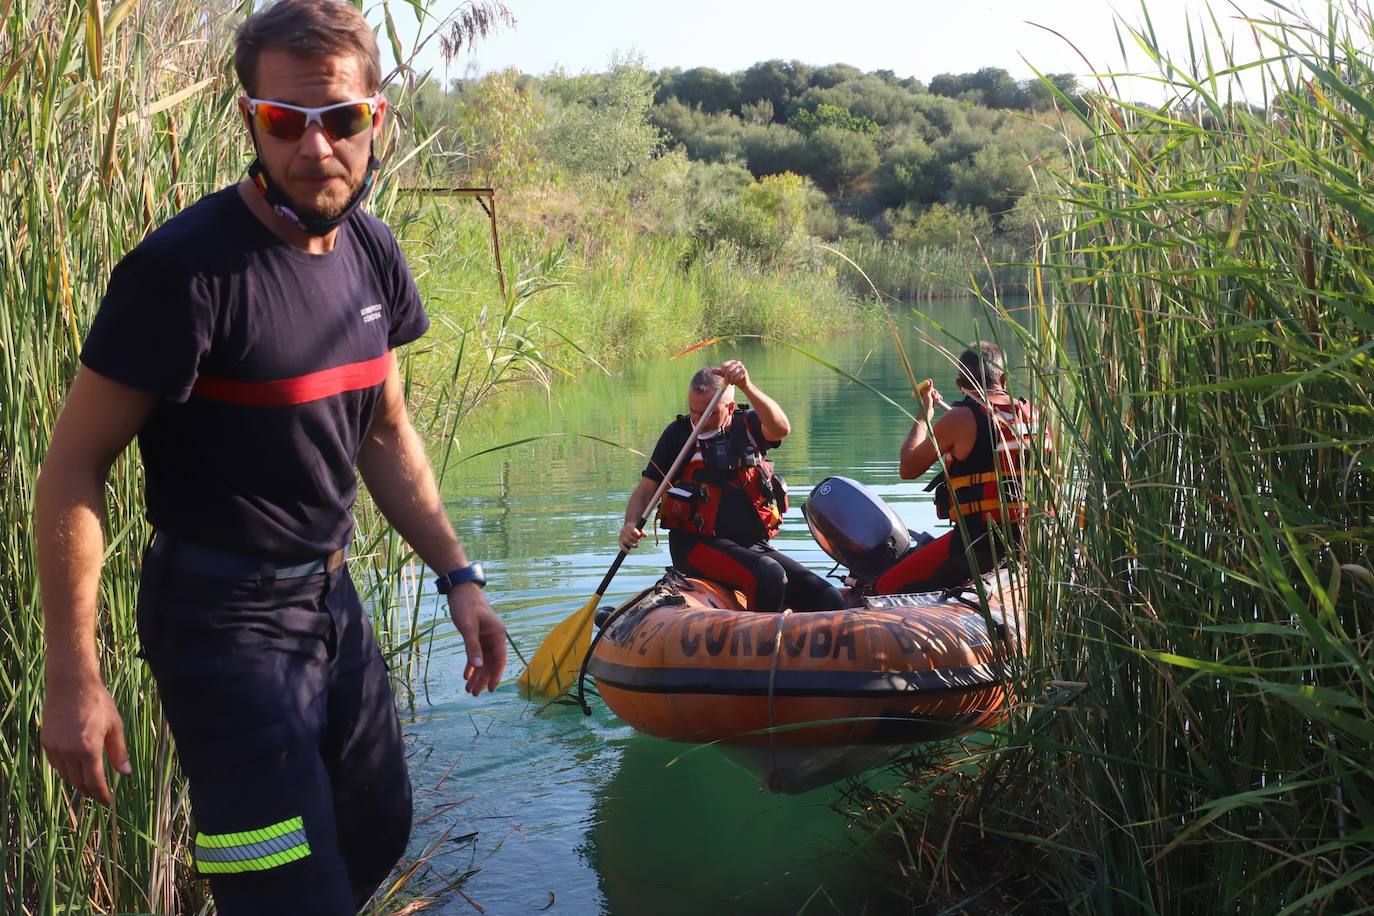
[719,359,790,441]
[356,356,507,695]
[36,367,157,805]
[899,385,974,480]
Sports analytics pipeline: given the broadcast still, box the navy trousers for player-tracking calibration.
[137,544,412,914]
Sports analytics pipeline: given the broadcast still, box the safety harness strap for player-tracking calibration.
[957,497,1028,517]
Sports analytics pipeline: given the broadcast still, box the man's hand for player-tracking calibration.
[715,359,751,390]
[619,522,646,552]
[447,584,507,695]
[918,382,943,421]
[41,676,131,806]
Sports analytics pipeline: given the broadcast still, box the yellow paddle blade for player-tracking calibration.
[517,593,599,698]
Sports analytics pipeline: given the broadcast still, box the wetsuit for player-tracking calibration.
[81,187,425,913]
[645,411,843,612]
[874,395,1036,595]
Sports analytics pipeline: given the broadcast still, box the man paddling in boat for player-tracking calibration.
[876,341,1043,595]
[620,361,844,612]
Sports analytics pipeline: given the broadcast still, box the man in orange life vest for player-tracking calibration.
[874,341,1042,595]
[620,360,844,612]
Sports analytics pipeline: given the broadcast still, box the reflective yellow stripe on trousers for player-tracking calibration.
[195,815,312,874]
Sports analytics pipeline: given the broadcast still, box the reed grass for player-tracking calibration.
[0,0,545,911]
[0,4,244,910]
[837,237,1030,301]
[845,4,1374,913]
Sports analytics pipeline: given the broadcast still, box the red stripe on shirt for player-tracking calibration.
[190,352,391,407]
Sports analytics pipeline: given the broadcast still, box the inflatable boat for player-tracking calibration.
[586,476,1025,792]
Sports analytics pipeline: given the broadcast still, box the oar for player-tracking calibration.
[518,383,730,697]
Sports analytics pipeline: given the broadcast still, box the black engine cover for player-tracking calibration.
[802,476,912,579]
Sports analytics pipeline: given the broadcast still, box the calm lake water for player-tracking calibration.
[400,299,1026,915]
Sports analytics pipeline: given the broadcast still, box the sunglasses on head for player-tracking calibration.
[243,96,382,143]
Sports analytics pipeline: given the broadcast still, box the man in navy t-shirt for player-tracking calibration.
[33,1,505,912]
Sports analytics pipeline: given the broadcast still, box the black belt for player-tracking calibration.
[149,532,347,580]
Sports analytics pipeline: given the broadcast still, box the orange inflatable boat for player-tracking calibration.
[585,477,1026,792]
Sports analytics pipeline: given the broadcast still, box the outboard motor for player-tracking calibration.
[802,476,911,581]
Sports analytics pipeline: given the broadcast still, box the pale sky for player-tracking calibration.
[385,0,1336,101]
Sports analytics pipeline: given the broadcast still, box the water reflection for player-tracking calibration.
[586,737,911,915]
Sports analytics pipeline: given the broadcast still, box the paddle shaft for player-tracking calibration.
[592,384,730,599]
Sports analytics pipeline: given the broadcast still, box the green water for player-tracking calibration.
[405,299,1025,914]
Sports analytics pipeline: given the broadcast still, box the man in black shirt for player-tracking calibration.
[34,2,505,912]
[620,360,843,612]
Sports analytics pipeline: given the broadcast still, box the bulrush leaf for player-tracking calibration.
[84,0,102,80]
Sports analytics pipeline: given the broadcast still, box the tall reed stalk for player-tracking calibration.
[847,4,1373,913]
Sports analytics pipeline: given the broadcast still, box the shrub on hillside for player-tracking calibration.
[887,202,991,248]
[688,200,790,269]
[740,172,809,243]
[946,143,1029,215]
[787,102,878,137]
[740,124,812,177]
[878,138,938,206]
[805,125,879,191]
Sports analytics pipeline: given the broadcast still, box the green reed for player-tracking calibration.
[845,4,1374,913]
[0,0,537,911]
[0,3,242,910]
[837,238,1030,301]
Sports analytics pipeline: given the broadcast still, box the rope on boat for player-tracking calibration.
[764,609,793,792]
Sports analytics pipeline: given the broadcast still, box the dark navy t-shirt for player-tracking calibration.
[81,186,429,558]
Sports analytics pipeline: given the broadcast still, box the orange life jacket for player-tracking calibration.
[657,413,787,539]
[931,395,1044,524]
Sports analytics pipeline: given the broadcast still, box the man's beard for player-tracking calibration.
[278,164,364,224]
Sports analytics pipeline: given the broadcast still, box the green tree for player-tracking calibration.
[738,59,811,120]
[809,63,863,89]
[740,172,809,243]
[877,138,938,205]
[663,67,740,114]
[787,102,877,137]
[547,52,663,179]
[454,69,548,186]
[805,125,879,191]
[946,143,1029,214]
[740,124,812,177]
[1026,72,1082,111]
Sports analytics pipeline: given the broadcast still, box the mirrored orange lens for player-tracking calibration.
[254,103,307,141]
[252,101,373,142]
[320,103,373,140]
